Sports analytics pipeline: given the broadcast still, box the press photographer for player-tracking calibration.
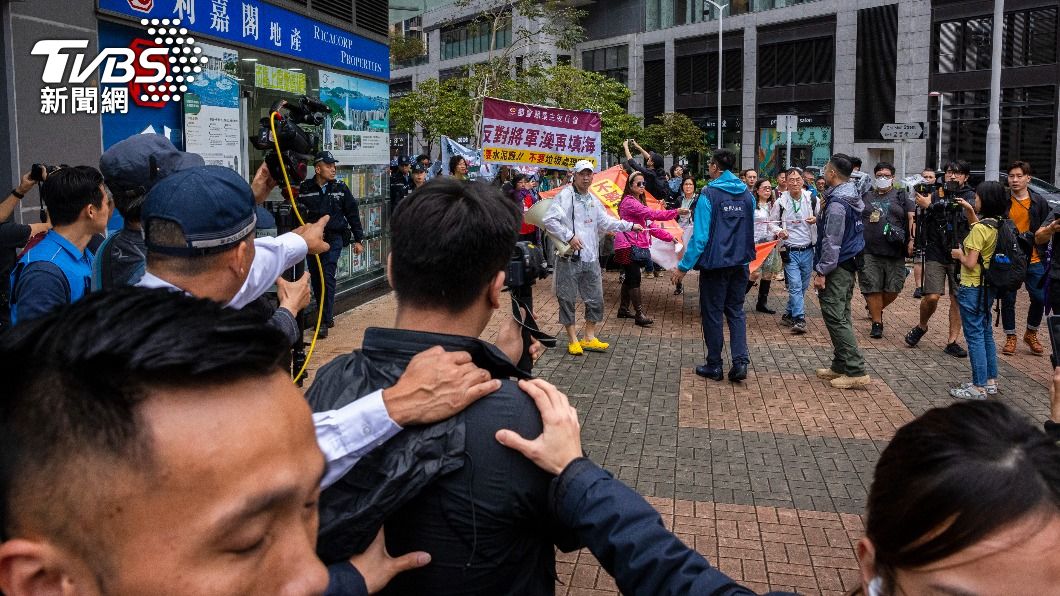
[905,160,976,358]
[0,169,51,330]
[298,151,365,339]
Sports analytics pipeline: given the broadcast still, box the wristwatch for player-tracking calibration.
[11,188,24,199]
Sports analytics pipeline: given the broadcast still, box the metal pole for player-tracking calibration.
[901,139,907,183]
[705,1,728,150]
[786,124,792,169]
[984,0,1004,181]
[931,91,944,171]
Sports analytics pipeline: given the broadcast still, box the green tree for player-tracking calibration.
[639,112,708,161]
[389,31,426,65]
[390,78,474,156]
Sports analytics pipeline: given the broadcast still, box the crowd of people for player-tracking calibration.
[0,136,1058,596]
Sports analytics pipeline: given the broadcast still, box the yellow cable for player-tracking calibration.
[270,111,323,384]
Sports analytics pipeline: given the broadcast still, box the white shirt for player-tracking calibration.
[774,191,819,248]
[543,185,633,263]
[754,203,782,243]
[137,232,401,489]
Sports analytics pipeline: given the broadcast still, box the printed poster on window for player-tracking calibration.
[183,42,241,172]
[319,69,390,165]
[481,97,602,170]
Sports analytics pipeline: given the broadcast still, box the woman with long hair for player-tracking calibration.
[673,176,699,296]
[948,181,1005,399]
[748,178,787,314]
[613,171,687,326]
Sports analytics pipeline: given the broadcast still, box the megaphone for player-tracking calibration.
[524,198,574,257]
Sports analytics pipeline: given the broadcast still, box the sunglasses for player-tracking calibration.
[633,181,645,187]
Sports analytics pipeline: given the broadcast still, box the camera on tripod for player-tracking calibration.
[506,241,549,289]
[250,96,332,186]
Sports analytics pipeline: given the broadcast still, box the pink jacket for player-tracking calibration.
[613,195,678,250]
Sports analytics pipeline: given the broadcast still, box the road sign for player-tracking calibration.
[880,122,924,140]
[777,114,798,134]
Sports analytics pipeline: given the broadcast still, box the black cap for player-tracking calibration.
[397,156,411,166]
[314,151,338,165]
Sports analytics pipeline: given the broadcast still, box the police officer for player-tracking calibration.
[390,155,412,212]
[299,151,364,338]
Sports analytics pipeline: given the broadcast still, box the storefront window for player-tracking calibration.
[755,109,833,179]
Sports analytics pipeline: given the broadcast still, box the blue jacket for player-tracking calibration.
[814,181,865,276]
[678,167,754,269]
[551,458,798,596]
[10,230,93,324]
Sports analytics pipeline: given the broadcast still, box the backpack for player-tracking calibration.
[979,218,1028,294]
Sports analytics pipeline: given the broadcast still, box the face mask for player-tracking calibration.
[868,576,883,596]
[875,177,892,190]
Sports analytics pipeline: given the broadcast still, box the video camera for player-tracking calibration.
[250,96,331,186]
[505,241,549,289]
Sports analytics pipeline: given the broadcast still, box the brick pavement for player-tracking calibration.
[310,267,1052,595]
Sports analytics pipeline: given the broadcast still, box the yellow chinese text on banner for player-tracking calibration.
[481,97,602,170]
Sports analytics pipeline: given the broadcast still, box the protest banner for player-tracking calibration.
[481,98,602,170]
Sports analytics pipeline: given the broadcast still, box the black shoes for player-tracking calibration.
[944,342,968,358]
[317,326,329,339]
[326,320,336,329]
[913,287,923,299]
[756,304,776,314]
[870,322,883,339]
[617,307,635,319]
[728,363,748,382]
[1045,420,1060,442]
[905,325,926,347]
[695,364,724,381]
[780,313,794,327]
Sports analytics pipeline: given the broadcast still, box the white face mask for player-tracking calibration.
[875,177,893,191]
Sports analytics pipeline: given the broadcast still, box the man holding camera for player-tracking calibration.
[911,167,937,298]
[9,166,111,325]
[905,160,973,358]
[544,160,642,355]
[0,170,50,330]
[860,162,914,339]
[299,150,364,338]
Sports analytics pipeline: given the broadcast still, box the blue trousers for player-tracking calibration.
[1000,261,1045,334]
[783,248,814,319]
[309,234,344,325]
[957,284,998,387]
[698,265,750,368]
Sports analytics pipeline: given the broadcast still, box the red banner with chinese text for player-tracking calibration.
[482,97,602,169]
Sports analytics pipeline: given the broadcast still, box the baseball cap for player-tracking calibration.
[315,151,339,165]
[100,134,205,200]
[573,160,595,173]
[397,156,411,166]
[143,165,256,257]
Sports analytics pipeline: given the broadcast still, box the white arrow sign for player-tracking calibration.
[880,122,924,140]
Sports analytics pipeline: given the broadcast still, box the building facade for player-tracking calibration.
[1,0,392,303]
[391,0,1060,184]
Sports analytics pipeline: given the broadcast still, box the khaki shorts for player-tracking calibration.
[858,254,907,294]
[922,260,959,296]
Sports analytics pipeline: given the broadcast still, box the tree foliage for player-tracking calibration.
[389,32,425,64]
[639,112,708,160]
[390,78,474,156]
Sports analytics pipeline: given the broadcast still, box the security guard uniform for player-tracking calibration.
[9,230,93,325]
[298,156,364,331]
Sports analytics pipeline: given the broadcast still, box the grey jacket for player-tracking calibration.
[815,181,864,276]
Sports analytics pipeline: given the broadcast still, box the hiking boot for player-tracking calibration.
[816,368,842,380]
[617,308,636,319]
[634,310,654,327]
[780,313,794,327]
[944,342,968,358]
[1025,330,1045,355]
[831,374,871,389]
[1002,334,1017,355]
[580,338,610,352]
[792,319,807,334]
[904,325,927,347]
[870,322,883,339]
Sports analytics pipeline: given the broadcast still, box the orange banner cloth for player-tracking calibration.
[540,167,779,273]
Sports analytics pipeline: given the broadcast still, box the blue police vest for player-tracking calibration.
[696,187,756,270]
[814,197,865,267]
[10,231,93,323]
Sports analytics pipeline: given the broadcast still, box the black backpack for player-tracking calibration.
[979,218,1028,293]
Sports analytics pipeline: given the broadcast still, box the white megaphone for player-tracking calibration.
[524,198,574,257]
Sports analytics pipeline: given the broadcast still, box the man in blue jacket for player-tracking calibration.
[671,149,756,382]
[813,154,871,389]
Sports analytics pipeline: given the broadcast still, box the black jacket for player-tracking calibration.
[305,327,580,595]
[626,158,669,205]
[0,219,32,327]
[389,171,411,211]
[916,184,975,264]
[298,177,364,242]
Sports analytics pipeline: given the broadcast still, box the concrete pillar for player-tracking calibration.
[664,37,675,113]
[832,8,857,153]
[741,26,757,171]
[894,0,932,177]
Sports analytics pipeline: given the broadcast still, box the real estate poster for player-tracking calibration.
[184,42,241,172]
[319,69,390,165]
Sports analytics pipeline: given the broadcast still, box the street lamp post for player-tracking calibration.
[984,0,1004,181]
[703,1,728,150]
[929,91,944,171]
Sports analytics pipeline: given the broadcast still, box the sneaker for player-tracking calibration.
[950,384,986,400]
[567,341,584,355]
[944,342,968,358]
[780,313,794,327]
[1002,334,1017,355]
[816,368,842,380]
[792,319,807,334]
[913,287,923,299]
[831,374,871,389]
[985,383,998,395]
[674,284,684,296]
[904,325,927,347]
[1024,330,1045,355]
[870,322,883,339]
[580,338,610,352]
